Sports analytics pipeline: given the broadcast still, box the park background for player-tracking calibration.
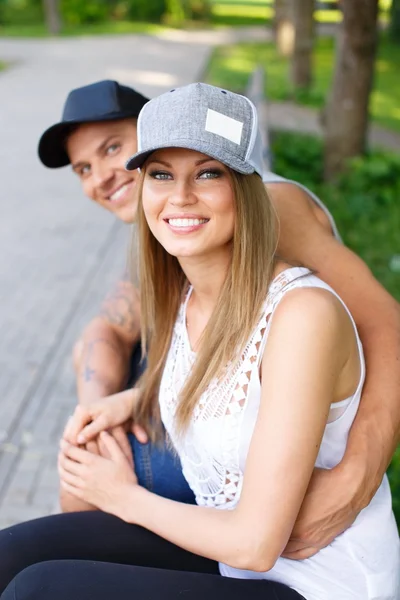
[0,0,399,529]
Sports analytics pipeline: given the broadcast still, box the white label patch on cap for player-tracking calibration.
[205,109,243,145]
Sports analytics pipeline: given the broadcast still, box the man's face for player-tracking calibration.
[66,119,139,223]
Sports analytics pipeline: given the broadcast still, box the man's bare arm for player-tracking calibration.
[268,181,400,553]
[61,278,141,513]
[74,279,141,404]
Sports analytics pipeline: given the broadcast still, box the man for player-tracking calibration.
[39,79,400,559]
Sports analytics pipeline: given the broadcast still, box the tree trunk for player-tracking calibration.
[274,0,294,57]
[291,0,315,89]
[43,0,61,35]
[323,0,379,180]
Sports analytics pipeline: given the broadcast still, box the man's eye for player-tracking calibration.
[198,169,222,180]
[106,143,120,155]
[149,170,172,180]
[80,165,91,176]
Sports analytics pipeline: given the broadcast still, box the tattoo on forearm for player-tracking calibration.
[83,365,96,382]
[99,280,140,335]
[81,337,124,383]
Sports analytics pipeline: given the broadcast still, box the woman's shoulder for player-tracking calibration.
[267,265,350,339]
[274,282,343,319]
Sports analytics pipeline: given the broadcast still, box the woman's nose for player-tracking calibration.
[169,181,197,206]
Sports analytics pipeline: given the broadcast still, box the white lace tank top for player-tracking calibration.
[159,267,400,600]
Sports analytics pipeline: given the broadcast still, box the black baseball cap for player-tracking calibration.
[38,80,149,168]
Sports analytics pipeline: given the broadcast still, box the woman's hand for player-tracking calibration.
[58,432,137,516]
[63,388,138,447]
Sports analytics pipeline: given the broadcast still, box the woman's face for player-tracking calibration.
[142,148,235,260]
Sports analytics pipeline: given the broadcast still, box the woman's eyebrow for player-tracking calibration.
[146,159,172,167]
[147,157,218,168]
[194,158,216,166]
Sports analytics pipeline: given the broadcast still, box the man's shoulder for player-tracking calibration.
[263,172,341,241]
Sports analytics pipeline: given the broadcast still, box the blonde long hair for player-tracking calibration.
[133,166,278,436]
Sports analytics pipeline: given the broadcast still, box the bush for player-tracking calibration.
[125,0,167,22]
[61,0,112,25]
[164,0,210,25]
[0,0,43,25]
[271,131,400,527]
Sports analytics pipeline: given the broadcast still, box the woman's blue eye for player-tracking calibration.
[198,169,221,179]
[150,171,172,180]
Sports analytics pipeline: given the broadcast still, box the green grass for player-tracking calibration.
[210,0,274,27]
[0,20,168,37]
[205,34,400,133]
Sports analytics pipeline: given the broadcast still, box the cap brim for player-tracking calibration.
[38,109,142,169]
[126,141,254,175]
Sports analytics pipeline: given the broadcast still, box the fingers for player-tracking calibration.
[58,462,82,488]
[60,439,95,466]
[62,416,76,444]
[58,448,85,477]
[131,423,149,444]
[86,440,100,455]
[98,436,111,459]
[99,431,128,464]
[60,480,84,499]
[281,546,319,560]
[111,427,134,467]
[77,414,110,445]
[64,405,93,445]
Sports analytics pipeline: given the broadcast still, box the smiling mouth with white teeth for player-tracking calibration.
[108,182,132,204]
[167,218,209,227]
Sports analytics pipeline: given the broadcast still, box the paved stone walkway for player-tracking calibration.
[267,101,400,153]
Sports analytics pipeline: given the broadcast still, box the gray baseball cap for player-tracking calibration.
[126,82,264,177]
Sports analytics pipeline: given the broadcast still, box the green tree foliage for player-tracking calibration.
[0,0,43,25]
[60,0,168,25]
[0,0,211,26]
[390,0,400,41]
[60,0,110,25]
[125,0,167,22]
[165,0,211,24]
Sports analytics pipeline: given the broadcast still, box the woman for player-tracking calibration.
[1,83,398,600]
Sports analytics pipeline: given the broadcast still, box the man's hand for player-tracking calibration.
[282,465,366,559]
[63,389,137,444]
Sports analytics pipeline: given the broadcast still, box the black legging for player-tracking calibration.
[0,511,304,600]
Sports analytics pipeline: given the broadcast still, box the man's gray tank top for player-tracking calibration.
[262,171,342,243]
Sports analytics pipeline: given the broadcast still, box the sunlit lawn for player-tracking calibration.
[209,0,391,26]
[0,20,167,37]
[210,0,274,26]
[206,35,400,133]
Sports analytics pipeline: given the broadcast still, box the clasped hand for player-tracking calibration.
[58,390,367,557]
[58,389,147,515]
